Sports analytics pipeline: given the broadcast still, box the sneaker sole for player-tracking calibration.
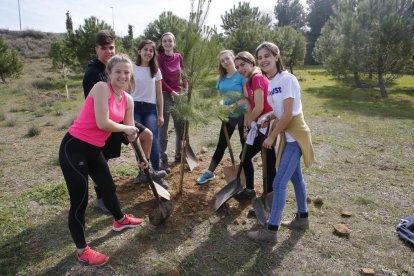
[196,176,215,185]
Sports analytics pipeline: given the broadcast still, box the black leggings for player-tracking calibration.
[208,115,245,172]
[59,133,124,249]
[242,132,276,192]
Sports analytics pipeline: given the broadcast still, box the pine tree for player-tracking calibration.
[65,11,73,33]
[0,37,23,83]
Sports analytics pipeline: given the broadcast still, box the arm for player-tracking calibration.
[92,82,136,137]
[234,84,249,107]
[257,111,276,127]
[161,79,176,94]
[263,98,294,149]
[246,88,264,126]
[243,104,252,139]
[155,79,164,127]
[82,69,100,98]
[158,54,176,94]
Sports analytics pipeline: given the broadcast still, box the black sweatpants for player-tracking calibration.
[59,133,124,249]
[242,131,276,193]
[208,115,245,172]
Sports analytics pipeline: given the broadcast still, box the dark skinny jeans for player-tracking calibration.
[59,133,124,249]
[208,115,245,172]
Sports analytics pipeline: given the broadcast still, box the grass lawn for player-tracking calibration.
[0,59,413,275]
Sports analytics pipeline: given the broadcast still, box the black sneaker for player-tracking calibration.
[234,188,256,201]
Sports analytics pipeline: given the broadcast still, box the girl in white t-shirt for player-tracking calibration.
[131,40,166,184]
[248,42,314,242]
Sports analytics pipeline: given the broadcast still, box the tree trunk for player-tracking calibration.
[353,71,361,87]
[289,62,294,75]
[178,121,188,195]
[378,71,388,98]
[65,82,69,99]
[63,64,69,99]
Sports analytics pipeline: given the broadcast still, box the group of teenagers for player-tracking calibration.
[58,29,315,266]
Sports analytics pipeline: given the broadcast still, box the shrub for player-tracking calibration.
[25,126,41,137]
[5,119,16,127]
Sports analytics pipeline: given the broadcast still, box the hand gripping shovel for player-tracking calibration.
[130,135,175,226]
[215,142,248,211]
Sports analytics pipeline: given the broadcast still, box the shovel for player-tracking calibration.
[215,142,248,211]
[179,120,198,172]
[251,146,271,226]
[129,137,171,200]
[251,125,273,226]
[221,119,236,180]
[130,136,175,226]
[185,143,198,171]
[219,118,246,185]
[174,83,198,172]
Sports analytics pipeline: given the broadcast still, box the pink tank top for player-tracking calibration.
[69,82,128,147]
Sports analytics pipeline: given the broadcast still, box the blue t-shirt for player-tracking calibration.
[216,72,246,106]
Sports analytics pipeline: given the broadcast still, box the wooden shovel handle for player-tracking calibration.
[222,121,236,170]
[129,135,161,201]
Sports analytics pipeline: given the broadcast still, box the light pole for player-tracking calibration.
[17,0,22,30]
[110,6,114,32]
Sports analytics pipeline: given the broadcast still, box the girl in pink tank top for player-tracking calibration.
[59,54,145,266]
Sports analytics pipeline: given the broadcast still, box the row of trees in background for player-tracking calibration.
[2,0,411,98]
[314,0,414,97]
[49,1,308,77]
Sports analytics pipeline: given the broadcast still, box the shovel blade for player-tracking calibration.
[185,145,198,171]
[185,155,198,171]
[214,179,243,211]
[252,197,268,226]
[223,164,246,186]
[149,199,176,226]
[153,181,171,200]
[251,192,274,226]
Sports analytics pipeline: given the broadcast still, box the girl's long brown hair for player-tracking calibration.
[235,51,261,88]
[136,40,159,78]
[218,50,235,79]
[255,42,285,76]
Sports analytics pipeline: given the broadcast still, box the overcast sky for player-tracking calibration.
[0,0,284,37]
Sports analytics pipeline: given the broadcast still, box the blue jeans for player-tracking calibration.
[134,101,160,170]
[159,92,184,162]
[268,141,308,226]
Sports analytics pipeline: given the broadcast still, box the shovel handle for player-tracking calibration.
[222,121,236,170]
[260,126,271,208]
[129,136,161,201]
[236,142,249,184]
